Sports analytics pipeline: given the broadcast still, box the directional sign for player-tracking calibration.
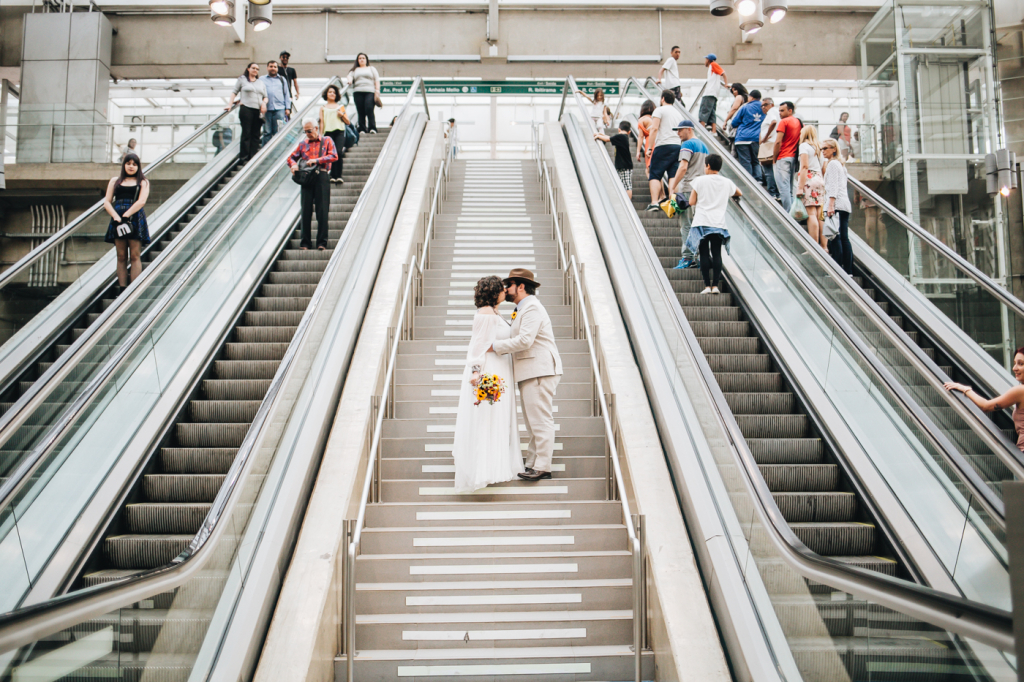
[379,79,619,96]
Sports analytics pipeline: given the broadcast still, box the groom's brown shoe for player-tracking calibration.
[523,467,536,474]
[518,470,552,481]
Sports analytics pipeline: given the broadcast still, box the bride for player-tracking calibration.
[451,276,524,493]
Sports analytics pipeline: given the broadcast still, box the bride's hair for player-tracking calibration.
[474,276,504,308]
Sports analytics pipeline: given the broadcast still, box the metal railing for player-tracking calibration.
[577,74,1015,652]
[0,107,237,294]
[0,83,340,548]
[0,76,425,657]
[630,75,1024,517]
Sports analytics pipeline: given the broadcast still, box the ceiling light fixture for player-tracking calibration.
[763,0,787,22]
[710,0,734,16]
[210,0,235,26]
[737,0,757,16]
[740,0,763,35]
[248,1,272,31]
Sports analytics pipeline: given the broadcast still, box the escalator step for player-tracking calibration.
[789,523,876,556]
[260,283,319,297]
[243,311,305,326]
[697,337,760,355]
[200,379,273,401]
[189,400,261,423]
[680,306,742,322]
[234,326,297,343]
[251,296,312,312]
[266,272,322,285]
[706,354,771,373]
[747,438,825,464]
[144,473,226,502]
[160,447,237,474]
[690,321,751,337]
[714,372,783,393]
[273,260,330,273]
[104,534,191,569]
[773,491,857,522]
[725,392,796,415]
[212,360,280,380]
[175,423,250,448]
[222,342,290,361]
[126,502,211,534]
[735,414,809,439]
[759,463,838,492]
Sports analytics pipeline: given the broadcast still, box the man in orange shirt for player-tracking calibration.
[698,54,727,133]
[772,101,802,211]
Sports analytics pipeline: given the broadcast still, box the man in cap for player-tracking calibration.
[667,120,708,269]
[490,269,563,481]
[279,50,299,101]
[699,54,727,134]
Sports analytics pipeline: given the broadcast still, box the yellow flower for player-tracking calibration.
[511,311,517,320]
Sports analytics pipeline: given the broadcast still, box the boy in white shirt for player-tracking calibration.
[688,153,742,294]
[657,46,682,100]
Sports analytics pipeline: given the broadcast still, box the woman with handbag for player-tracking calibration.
[822,138,853,274]
[795,125,826,248]
[320,84,351,184]
[103,153,150,293]
[226,62,268,163]
[346,53,380,134]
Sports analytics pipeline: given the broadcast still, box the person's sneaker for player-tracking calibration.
[338,177,345,184]
[644,203,660,212]
[700,287,712,295]
[673,258,695,269]
[686,259,700,269]
[711,286,721,294]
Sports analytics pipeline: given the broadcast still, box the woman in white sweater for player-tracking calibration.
[226,62,268,162]
[346,53,381,134]
[822,138,853,274]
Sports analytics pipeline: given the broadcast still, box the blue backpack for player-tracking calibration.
[344,123,359,148]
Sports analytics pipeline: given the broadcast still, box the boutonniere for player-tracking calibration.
[511,311,517,321]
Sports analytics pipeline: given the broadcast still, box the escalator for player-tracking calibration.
[563,76,1016,681]
[0,79,433,682]
[0,161,242,418]
[678,76,1024,505]
[89,129,388,582]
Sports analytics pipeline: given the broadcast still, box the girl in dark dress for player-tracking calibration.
[103,153,151,291]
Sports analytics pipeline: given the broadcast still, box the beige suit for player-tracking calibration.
[492,296,563,473]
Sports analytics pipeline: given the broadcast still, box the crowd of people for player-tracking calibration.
[636,51,864,278]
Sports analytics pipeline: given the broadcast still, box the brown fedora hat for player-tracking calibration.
[502,268,541,288]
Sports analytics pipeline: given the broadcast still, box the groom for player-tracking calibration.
[490,268,563,481]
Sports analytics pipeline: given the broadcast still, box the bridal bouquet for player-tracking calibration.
[473,374,506,406]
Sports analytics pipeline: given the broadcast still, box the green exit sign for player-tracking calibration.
[378,79,620,96]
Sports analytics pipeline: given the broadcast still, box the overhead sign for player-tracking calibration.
[379,79,619,96]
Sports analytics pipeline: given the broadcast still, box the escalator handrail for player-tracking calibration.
[0,105,239,293]
[0,80,347,527]
[0,77,429,657]
[846,175,1024,320]
[630,75,1024,494]
[566,79,1015,652]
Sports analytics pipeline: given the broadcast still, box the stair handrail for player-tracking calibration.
[0,105,239,294]
[533,116,644,681]
[0,76,426,657]
[0,79,349,548]
[572,76,1015,652]
[630,75,1024,502]
[343,79,441,682]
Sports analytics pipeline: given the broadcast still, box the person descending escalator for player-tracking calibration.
[320,84,350,184]
[103,153,150,295]
[227,62,268,163]
[288,120,338,251]
[346,53,381,134]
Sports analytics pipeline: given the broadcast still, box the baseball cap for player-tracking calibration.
[672,121,695,130]
[280,50,291,57]
[706,54,717,61]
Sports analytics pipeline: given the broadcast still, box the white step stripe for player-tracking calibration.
[443,331,473,336]
[436,345,469,351]
[453,229,536,234]
[358,610,631,624]
[402,628,586,641]
[414,510,571,521]
[413,535,575,547]
[418,485,568,495]
[406,594,582,606]
[397,663,590,677]
[425,443,564,452]
[409,562,578,574]
[431,390,461,397]
[422,463,565,472]
[426,424,561,433]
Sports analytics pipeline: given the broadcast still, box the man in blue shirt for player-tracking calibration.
[260,60,292,145]
[731,89,764,182]
[667,121,709,269]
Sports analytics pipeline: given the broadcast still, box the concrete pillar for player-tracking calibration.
[17,11,112,164]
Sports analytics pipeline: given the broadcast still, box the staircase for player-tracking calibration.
[343,159,652,681]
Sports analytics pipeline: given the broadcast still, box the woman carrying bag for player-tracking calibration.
[346,53,381,134]
[320,84,351,184]
[103,153,150,294]
[795,125,826,248]
[822,138,853,274]
[226,62,268,163]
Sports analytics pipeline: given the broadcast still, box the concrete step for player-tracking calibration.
[363,500,623,528]
[378,478,609,504]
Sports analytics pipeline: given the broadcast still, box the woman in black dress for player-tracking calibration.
[103,153,151,292]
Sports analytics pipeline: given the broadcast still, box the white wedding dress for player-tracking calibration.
[451,307,524,493]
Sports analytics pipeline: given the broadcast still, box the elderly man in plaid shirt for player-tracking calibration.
[288,119,339,250]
